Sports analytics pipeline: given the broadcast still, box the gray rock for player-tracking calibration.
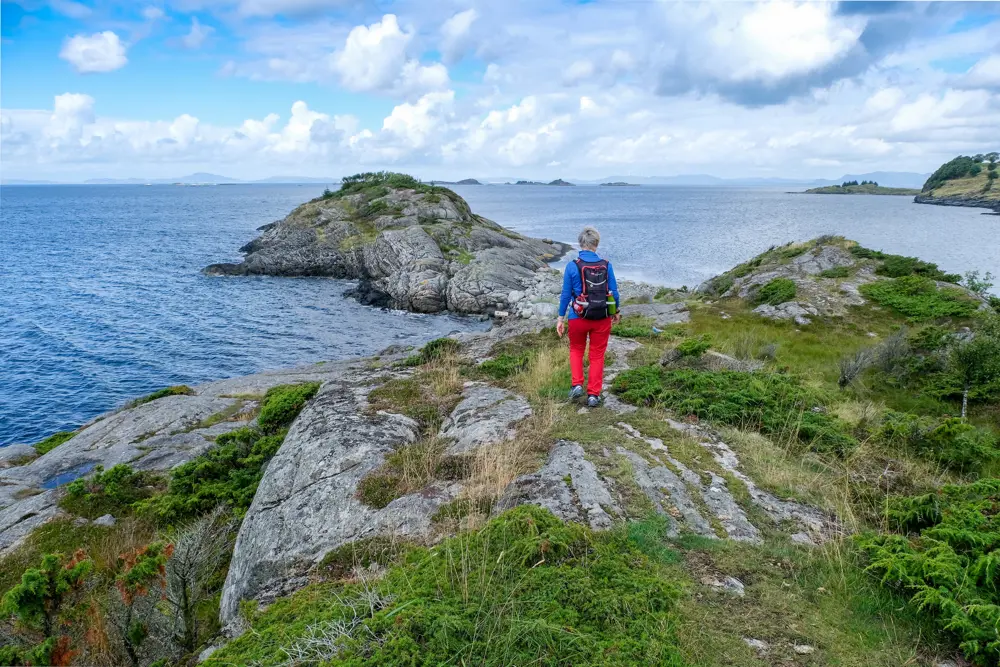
[743,638,769,654]
[625,302,690,325]
[497,441,621,530]
[0,444,38,468]
[753,301,818,325]
[93,514,116,527]
[702,575,746,597]
[617,448,715,538]
[198,645,220,663]
[219,382,459,625]
[440,384,532,455]
[205,186,570,316]
[793,644,816,655]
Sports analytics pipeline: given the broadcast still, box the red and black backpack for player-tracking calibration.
[572,258,610,320]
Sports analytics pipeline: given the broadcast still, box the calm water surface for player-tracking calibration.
[2,183,997,446]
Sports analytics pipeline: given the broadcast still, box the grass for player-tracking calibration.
[818,265,852,279]
[753,277,797,306]
[32,430,75,455]
[205,506,688,667]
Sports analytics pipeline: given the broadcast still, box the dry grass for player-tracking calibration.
[462,400,559,503]
[389,436,450,494]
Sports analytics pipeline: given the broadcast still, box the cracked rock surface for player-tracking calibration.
[439,383,532,455]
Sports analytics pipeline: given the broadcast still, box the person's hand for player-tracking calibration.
[556,317,566,338]
[613,313,622,325]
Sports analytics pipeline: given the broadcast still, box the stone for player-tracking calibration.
[0,444,38,469]
[198,645,220,663]
[439,384,532,455]
[793,644,816,655]
[93,514,116,527]
[497,441,621,530]
[702,575,746,597]
[625,302,690,325]
[753,301,818,325]
[743,638,769,654]
[219,380,460,625]
[205,185,570,316]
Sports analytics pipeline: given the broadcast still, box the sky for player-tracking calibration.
[1,0,999,182]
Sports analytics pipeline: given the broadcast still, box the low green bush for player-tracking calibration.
[60,464,162,519]
[819,266,851,279]
[138,383,318,525]
[479,353,531,380]
[612,367,856,454]
[403,337,461,366]
[676,334,712,358]
[205,506,685,667]
[33,431,75,455]
[878,411,999,473]
[256,382,320,433]
[860,276,979,321]
[858,478,1000,666]
[754,277,797,306]
[850,246,961,283]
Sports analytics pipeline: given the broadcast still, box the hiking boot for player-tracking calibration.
[568,385,584,401]
[587,394,601,408]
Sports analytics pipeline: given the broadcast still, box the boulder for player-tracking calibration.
[205,181,570,316]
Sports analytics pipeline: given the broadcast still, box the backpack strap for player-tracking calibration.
[574,259,587,296]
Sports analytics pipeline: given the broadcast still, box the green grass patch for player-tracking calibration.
[402,337,461,366]
[125,384,193,408]
[612,366,857,455]
[753,277,797,306]
[368,378,452,433]
[850,245,961,283]
[205,506,686,667]
[32,431,75,455]
[860,276,979,321]
[479,353,532,380]
[256,382,320,432]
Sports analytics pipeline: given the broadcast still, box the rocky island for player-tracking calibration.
[204,173,571,315]
[4,232,999,666]
[915,153,1000,212]
[803,180,919,196]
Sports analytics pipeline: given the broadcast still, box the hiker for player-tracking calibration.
[556,226,621,407]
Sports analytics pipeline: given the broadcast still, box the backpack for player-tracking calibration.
[572,258,610,320]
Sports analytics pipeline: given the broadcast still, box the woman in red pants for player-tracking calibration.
[555,226,621,408]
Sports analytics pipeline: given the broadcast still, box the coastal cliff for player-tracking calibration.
[3,236,999,666]
[205,172,571,315]
[915,153,1000,212]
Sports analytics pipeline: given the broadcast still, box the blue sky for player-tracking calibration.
[2,0,999,181]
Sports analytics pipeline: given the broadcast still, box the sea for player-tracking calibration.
[2,183,998,447]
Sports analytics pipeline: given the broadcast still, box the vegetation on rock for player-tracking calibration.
[32,431,75,455]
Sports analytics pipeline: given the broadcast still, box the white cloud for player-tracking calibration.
[961,54,1000,90]
[59,32,128,73]
[142,6,165,20]
[50,1,91,19]
[181,18,214,49]
[329,14,448,95]
[382,91,455,150]
[563,60,595,86]
[441,9,477,63]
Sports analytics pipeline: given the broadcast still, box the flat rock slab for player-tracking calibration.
[220,381,459,625]
[498,441,621,530]
[440,383,532,455]
[627,302,690,326]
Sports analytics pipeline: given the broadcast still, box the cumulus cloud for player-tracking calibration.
[331,14,448,95]
[959,54,1000,91]
[59,31,128,73]
[181,17,214,49]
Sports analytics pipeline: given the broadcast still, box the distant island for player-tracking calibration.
[804,180,919,196]
[512,179,575,186]
[915,153,999,212]
[429,178,482,185]
[599,182,639,187]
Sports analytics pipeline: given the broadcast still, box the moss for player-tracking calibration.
[368,378,449,433]
[125,385,193,408]
[355,472,404,509]
[257,382,320,433]
[316,535,413,581]
[33,431,75,455]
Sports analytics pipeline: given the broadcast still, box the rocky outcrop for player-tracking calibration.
[0,360,376,555]
[439,384,532,455]
[204,180,570,315]
[914,193,999,212]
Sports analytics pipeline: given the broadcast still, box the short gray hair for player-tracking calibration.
[578,226,600,249]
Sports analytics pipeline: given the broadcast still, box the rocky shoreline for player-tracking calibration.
[914,193,1000,214]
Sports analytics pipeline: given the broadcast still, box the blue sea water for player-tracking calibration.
[2,183,998,447]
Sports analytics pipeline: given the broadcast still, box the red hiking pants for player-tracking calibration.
[568,317,612,397]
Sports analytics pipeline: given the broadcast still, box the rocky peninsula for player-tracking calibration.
[4,229,1000,666]
[204,173,571,315]
[803,183,918,195]
[914,153,1000,212]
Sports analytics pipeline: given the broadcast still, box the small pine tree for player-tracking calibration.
[1,550,92,637]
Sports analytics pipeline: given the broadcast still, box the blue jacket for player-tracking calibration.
[558,250,621,319]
